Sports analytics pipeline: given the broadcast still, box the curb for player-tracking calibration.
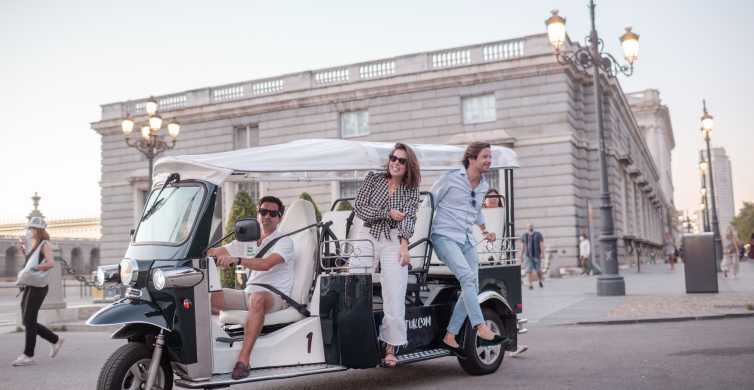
[572,311,754,326]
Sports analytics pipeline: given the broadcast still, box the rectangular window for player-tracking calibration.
[339,180,363,199]
[237,182,259,204]
[234,124,259,149]
[482,170,499,193]
[462,94,496,124]
[340,111,369,138]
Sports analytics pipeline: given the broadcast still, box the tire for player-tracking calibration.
[458,307,505,375]
[96,342,174,390]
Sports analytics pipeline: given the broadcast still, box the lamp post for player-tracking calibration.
[545,2,639,296]
[700,99,723,269]
[121,97,181,190]
[699,151,710,232]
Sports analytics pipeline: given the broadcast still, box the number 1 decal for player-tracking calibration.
[306,332,313,354]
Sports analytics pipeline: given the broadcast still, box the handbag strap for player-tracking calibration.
[22,240,47,267]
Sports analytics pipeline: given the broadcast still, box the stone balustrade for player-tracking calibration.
[100,35,554,120]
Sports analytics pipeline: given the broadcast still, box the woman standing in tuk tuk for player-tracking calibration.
[353,143,420,367]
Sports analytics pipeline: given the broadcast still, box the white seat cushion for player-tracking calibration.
[428,207,507,275]
[408,194,433,271]
[219,307,305,326]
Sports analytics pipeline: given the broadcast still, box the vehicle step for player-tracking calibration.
[392,348,451,366]
[174,363,347,388]
[518,328,528,334]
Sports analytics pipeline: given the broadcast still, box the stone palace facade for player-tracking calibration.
[92,33,675,272]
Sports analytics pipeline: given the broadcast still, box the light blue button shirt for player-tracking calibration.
[430,169,488,245]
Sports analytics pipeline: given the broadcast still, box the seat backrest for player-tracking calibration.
[409,195,433,270]
[278,199,318,305]
[321,210,351,240]
[476,207,507,264]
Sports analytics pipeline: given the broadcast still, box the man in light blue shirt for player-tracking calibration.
[431,142,503,353]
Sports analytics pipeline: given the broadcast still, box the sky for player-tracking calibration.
[1,0,752,222]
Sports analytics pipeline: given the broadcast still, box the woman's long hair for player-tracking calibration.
[385,143,421,188]
[32,227,50,242]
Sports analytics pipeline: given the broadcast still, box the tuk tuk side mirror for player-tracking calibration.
[235,218,260,242]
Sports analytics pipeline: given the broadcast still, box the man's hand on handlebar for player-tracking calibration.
[216,256,239,268]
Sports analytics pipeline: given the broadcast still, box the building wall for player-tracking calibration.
[93,34,673,272]
[0,237,100,278]
[703,147,735,235]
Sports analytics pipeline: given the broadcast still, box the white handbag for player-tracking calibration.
[16,241,50,288]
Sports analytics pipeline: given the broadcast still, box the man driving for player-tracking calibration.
[208,195,294,380]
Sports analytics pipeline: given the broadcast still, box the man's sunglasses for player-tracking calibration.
[258,208,282,218]
[389,154,408,165]
[470,190,476,208]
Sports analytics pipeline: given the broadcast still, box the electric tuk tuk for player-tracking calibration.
[88,138,522,390]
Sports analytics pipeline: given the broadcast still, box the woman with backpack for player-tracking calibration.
[12,216,64,366]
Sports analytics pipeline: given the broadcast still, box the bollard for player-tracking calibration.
[41,259,66,310]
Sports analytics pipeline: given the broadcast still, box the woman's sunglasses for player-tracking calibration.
[389,154,408,165]
[258,208,282,218]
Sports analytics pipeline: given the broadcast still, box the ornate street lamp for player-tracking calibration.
[545,2,640,296]
[121,96,181,190]
[698,151,710,232]
[700,99,723,269]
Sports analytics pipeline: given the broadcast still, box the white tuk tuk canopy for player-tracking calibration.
[154,138,518,185]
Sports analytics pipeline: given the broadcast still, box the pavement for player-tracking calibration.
[521,260,754,326]
[2,317,752,390]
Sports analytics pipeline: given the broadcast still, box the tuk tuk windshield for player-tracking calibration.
[134,184,205,245]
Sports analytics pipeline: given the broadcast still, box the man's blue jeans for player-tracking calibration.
[431,233,484,334]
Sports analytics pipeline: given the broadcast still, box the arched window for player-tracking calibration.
[4,246,19,277]
[89,248,100,272]
[71,247,83,274]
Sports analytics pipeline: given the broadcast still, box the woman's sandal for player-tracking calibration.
[381,344,398,368]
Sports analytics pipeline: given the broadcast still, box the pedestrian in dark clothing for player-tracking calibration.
[13,216,63,367]
[520,224,544,289]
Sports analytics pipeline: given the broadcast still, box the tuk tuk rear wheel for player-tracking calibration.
[458,307,505,375]
[96,342,173,390]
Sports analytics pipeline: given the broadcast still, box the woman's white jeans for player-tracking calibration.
[351,227,408,347]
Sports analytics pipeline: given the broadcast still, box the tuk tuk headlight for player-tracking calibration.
[152,269,167,290]
[119,259,139,286]
[95,264,120,287]
[151,267,203,290]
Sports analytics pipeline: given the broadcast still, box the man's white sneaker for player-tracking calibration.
[508,345,528,358]
[50,338,64,358]
[11,354,34,367]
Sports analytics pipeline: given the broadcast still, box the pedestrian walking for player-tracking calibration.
[12,216,64,367]
[520,224,544,289]
[664,233,677,271]
[721,227,740,278]
[579,232,591,275]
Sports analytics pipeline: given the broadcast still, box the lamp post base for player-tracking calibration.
[597,275,626,296]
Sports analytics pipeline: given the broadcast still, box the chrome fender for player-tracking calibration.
[478,290,513,313]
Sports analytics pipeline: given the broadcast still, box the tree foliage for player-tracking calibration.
[221,191,256,288]
[731,202,754,243]
[299,192,322,222]
[336,200,353,211]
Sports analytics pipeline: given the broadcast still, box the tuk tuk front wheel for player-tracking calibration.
[96,342,173,390]
[458,307,505,375]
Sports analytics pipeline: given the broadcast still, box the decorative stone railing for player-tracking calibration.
[100,34,551,120]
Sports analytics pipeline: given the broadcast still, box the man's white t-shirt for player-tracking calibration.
[223,230,295,296]
[579,238,591,258]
